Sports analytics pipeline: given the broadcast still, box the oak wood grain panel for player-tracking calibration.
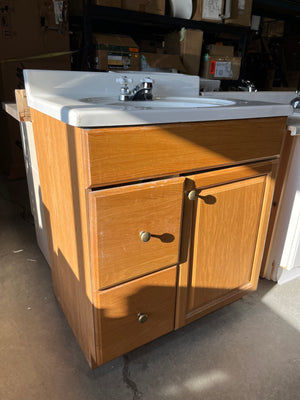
[188,177,266,311]
[84,117,286,187]
[176,160,278,328]
[30,109,96,367]
[15,90,31,122]
[94,266,177,365]
[175,178,195,329]
[89,177,184,289]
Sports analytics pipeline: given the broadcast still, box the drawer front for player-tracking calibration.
[89,177,184,289]
[94,266,177,365]
[84,118,286,187]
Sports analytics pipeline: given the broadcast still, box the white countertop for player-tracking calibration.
[202,91,300,135]
[24,70,293,128]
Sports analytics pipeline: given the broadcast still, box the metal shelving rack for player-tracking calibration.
[253,0,300,16]
[71,1,251,80]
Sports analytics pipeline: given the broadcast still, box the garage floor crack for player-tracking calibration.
[122,354,143,400]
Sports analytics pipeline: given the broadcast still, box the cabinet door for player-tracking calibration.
[89,177,184,290]
[176,161,278,328]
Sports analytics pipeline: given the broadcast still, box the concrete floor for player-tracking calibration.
[1,174,300,400]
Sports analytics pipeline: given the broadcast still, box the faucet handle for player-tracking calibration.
[141,77,154,90]
[141,77,154,84]
[116,76,133,85]
[116,76,132,101]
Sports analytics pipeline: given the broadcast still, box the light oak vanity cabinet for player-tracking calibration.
[31,109,286,368]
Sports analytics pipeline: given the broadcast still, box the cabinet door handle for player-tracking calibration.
[187,190,217,204]
[187,190,198,201]
[138,313,149,323]
[140,231,151,242]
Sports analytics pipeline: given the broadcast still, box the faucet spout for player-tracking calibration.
[290,75,300,109]
[131,88,153,101]
[290,91,300,109]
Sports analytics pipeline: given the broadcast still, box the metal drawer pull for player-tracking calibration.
[187,190,216,204]
[187,190,198,201]
[138,313,149,323]
[140,231,151,242]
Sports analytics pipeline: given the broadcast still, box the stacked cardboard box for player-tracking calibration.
[225,0,253,27]
[122,0,165,15]
[192,0,224,23]
[93,34,139,71]
[261,18,285,38]
[193,0,253,26]
[70,0,165,15]
[164,29,203,75]
[0,0,70,178]
[94,0,122,6]
[140,53,186,73]
[0,0,70,62]
[200,45,241,80]
[140,29,203,75]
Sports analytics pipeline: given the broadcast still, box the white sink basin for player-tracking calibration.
[23,70,293,127]
[79,96,235,109]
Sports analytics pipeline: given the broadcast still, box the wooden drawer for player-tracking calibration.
[89,177,184,289]
[83,118,286,187]
[94,266,177,365]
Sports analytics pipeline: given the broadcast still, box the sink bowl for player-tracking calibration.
[78,96,235,109]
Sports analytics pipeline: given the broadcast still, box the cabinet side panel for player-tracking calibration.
[261,131,295,278]
[30,109,96,367]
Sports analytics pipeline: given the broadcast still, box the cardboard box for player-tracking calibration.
[0,0,70,178]
[261,18,285,38]
[164,29,203,75]
[0,55,70,177]
[225,0,253,27]
[201,55,241,80]
[122,0,165,15]
[208,44,234,57]
[69,0,122,14]
[93,34,139,71]
[193,0,252,26]
[138,38,164,54]
[140,53,187,73]
[192,0,224,23]
[0,0,69,61]
[93,0,122,7]
[0,55,71,101]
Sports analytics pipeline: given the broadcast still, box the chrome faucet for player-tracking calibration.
[116,76,154,101]
[238,80,257,92]
[290,76,300,109]
[290,91,300,109]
